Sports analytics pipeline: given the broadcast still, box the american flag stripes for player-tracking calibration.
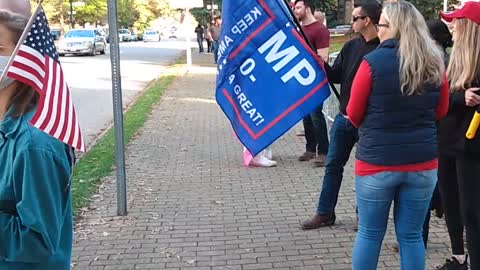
[7,9,85,152]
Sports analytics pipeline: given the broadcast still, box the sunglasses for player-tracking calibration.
[353,16,367,22]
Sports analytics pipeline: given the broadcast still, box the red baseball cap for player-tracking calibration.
[440,1,480,25]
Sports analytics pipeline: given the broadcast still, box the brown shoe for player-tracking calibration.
[299,151,316,161]
[313,154,326,167]
[301,214,336,230]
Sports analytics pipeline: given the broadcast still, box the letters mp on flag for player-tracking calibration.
[215,0,331,156]
[7,9,85,152]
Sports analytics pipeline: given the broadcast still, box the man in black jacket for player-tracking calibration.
[302,2,381,230]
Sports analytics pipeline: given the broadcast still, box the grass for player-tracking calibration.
[331,34,349,53]
[71,61,183,215]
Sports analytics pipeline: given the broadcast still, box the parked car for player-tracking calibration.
[50,28,63,41]
[129,32,138,42]
[58,29,107,56]
[118,29,131,42]
[143,30,161,42]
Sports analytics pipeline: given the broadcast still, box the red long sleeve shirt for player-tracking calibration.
[347,60,450,176]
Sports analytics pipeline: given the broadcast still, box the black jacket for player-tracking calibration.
[325,36,380,115]
[438,75,480,159]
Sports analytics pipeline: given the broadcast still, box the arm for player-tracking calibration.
[314,26,330,63]
[0,148,72,262]
[324,44,346,84]
[436,72,450,120]
[347,60,372,127]
[317,48,329,62]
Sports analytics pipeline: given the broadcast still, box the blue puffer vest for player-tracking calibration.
[356,39,441,166]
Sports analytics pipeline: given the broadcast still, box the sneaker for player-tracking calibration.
[265,148,273,160]
[250,155,277,167]
[301,214,336,230]
[313,154,326,167]
[299,151,316,161]
[436,255,469,270]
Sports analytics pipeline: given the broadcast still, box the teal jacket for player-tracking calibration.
[0,108,74,270]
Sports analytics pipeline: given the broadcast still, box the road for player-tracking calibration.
[61,40,186,147]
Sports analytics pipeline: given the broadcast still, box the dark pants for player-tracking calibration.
[316,114,358,214]
[303,105,329,155]
[207,39,213,53]
[438,154,480,269]
[197,37,204,53]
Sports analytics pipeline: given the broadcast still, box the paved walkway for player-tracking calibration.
[72,52,452,270]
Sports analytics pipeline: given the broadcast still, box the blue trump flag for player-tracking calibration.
[215,0,330,156]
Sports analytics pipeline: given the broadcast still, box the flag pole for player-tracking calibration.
[279,0,341,100]
[0,0,45,85]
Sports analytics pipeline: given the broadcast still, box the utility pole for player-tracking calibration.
[70,0,74,28]
[211,0,215,22]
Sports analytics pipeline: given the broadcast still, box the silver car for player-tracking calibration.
[58,29,107,56]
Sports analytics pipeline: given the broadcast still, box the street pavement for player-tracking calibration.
[71,52,453,270]
[62,40,184,147]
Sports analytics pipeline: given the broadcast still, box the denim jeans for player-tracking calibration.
[352,170,437,270]
[212,40,219,63]
[303,105,329,155]
[316,114,358,215]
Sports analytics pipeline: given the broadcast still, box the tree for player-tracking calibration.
[74,0,107,26]
[409,0,460,20]
[32,0,69,29]
[117,0,140,28]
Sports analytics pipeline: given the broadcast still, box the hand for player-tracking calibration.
[465,88,480,107]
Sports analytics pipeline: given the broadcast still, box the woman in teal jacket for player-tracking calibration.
[0,3,75,270]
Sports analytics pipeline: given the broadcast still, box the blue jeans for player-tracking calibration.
[303,105,329,155]
[316,114,358,214]
[213,40,219,63]
[352,170,437,270]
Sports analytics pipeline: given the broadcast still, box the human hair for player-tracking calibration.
[426,19,453,50]
[294,0,315,15]
[382,0,444,95]
[354,2,382,24]
[447,18,480,91]
[0,10,39,116]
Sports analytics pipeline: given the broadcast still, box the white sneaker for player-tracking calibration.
[264,148,273,160]
[250,155,277,167]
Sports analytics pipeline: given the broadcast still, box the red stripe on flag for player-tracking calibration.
[11,61,43,85]
[58,86,72,143]
[17,50,44,68]
[39,58,56,131]
[49,62,64,136]
[7,72,43,93]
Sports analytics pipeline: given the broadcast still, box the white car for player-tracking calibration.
[143,30,161,42]
[58,29,106,56]
[118,29,131,42]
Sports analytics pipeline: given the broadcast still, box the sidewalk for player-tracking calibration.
[72,51,452,270]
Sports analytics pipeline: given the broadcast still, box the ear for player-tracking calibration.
[364,17,372,26]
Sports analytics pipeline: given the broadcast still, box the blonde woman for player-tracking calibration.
[437,2,480,269]
[346,1,449,269]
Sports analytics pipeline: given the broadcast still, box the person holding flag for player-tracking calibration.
[437,2,480,269]
[0,0,84,269]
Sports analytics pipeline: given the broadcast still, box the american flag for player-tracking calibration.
[7,9,85,152]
